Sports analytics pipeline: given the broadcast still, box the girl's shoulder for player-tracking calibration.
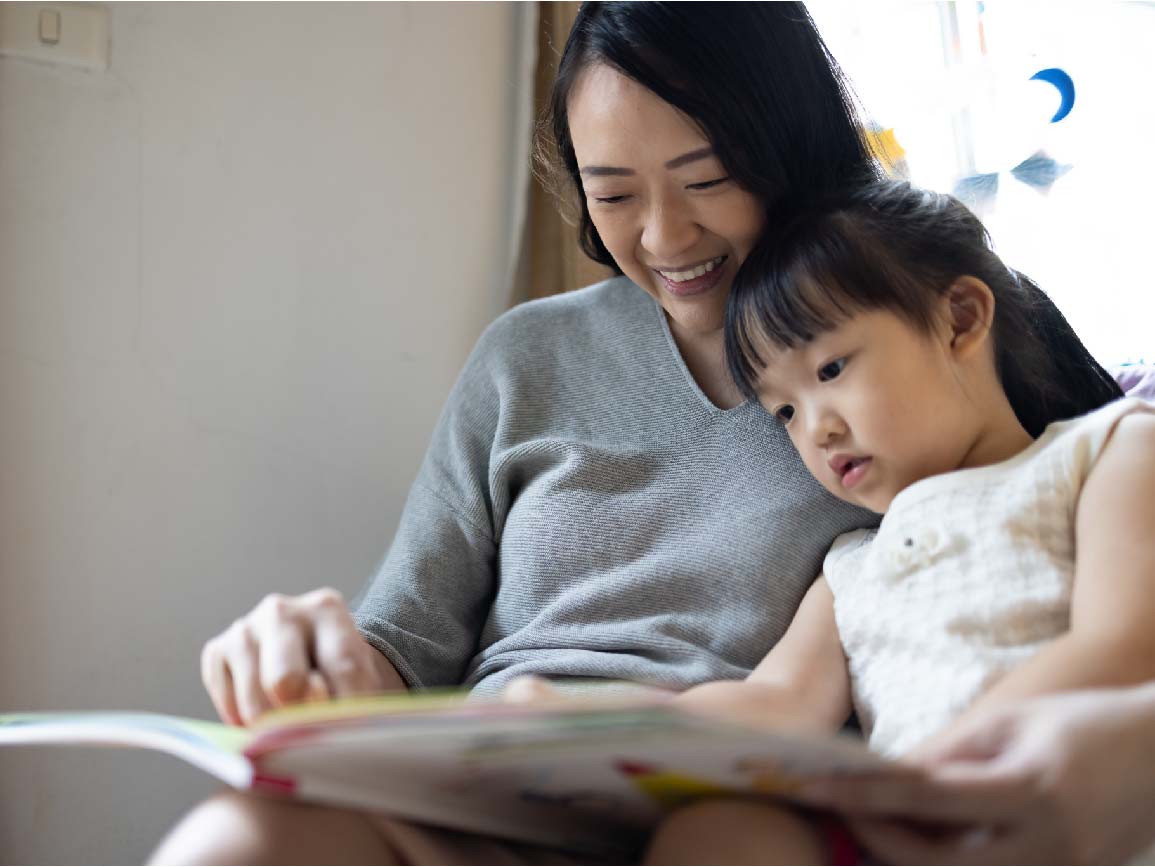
[822,528,877,591]
[1040,397,1155,466]
[1084,398,1155,467]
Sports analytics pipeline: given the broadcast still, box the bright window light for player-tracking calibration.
[808,1,1155,365]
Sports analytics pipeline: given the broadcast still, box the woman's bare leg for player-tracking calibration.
[149,791,400,865]
[645,800,827,865]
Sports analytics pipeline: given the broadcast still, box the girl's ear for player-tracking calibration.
[942,276,995,360]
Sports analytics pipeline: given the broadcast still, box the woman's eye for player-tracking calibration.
[593,194,629,205]
[773,405,795,424]
[687,177,730,191]
[818,358,847,382]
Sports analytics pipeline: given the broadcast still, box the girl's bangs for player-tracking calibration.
[730,229,872,394]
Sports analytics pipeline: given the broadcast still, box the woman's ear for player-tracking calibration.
[941,276,995,360]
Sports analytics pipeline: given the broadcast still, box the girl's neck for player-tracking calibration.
[956,396,1036,471]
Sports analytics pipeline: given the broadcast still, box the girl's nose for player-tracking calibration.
[811,408,848,446]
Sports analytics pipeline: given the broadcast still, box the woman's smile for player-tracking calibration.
[655,255,729,297]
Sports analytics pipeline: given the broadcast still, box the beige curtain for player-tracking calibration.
[510,2,613,304]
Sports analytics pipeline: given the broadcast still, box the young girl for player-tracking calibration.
[643,181,1155,864]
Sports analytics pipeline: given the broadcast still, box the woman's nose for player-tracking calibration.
[640,198,700,261]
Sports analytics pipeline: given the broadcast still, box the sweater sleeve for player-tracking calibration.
[352,321,507,689]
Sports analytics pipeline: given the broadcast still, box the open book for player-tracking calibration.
[0,692,891,856]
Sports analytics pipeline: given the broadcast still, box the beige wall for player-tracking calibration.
[0,3,530,862]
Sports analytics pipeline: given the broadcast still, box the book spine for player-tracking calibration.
[250,772,297,795]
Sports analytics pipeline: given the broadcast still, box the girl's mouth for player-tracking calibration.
[839,457,872,490]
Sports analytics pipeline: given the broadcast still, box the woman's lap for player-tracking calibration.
[151,789,613,866]
[366,815,610,865]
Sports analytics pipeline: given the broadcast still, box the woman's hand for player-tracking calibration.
[794,688,1155,864]
[500,675,675,710]
[501,675,566,706]
[200,587,404,726]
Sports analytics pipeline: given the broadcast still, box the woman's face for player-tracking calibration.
[567,64,765,338]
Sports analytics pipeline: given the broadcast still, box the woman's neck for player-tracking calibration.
[668,319,744,410]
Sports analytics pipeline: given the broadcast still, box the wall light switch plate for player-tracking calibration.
[0,3,109,72]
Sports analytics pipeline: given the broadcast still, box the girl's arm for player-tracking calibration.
[913,413,1155,754]
[674,576,852,733]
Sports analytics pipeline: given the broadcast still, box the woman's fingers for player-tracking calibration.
[306,588,382,698]
[794,768,1034,824]
[850,819,988,866]
[200,637,241,726]
[851,816,1056,866]
[502,675,562,705]
[253,594,312,706]
[223,619,274,725]
[849,818,967,866]
[912,711,1018,766]
[305,669,332,703]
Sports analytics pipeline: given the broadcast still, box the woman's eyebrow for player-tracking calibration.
[664,146,714,170]
[579,146,716,177]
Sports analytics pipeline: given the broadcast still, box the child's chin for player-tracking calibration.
[831,486,886,515]
[826,485,862,508]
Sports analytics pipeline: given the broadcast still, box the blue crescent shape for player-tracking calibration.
[1031,67,1075,123]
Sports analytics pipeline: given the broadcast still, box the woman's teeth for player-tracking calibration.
[658,256,725,283]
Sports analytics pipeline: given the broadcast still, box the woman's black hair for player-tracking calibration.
[726,181,1123,437]
[538,2,880,272]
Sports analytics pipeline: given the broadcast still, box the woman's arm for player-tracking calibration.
[351,318,517,689]
[675,576,852,733]
[794,684,1155,864]
[914,412,1155,752]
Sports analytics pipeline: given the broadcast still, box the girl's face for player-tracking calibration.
[566,64,765,339]
[752,308,983,513]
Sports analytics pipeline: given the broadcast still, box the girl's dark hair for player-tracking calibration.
[538,2,880,272]
[726,181,1123,437]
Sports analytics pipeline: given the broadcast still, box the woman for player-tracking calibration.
[152,3,879,862]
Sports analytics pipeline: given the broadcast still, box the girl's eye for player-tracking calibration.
[818,358,847,382]
[593,194,629,205]
[773,405,795,424]
[687,177,730,191]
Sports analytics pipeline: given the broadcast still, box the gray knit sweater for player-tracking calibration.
[353,276,876,696]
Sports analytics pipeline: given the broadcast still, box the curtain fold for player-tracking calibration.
[510,2,613,305]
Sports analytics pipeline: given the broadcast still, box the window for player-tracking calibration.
[809,1,1155,364]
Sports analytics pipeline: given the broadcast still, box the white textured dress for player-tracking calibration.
[823,397,1154,757]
